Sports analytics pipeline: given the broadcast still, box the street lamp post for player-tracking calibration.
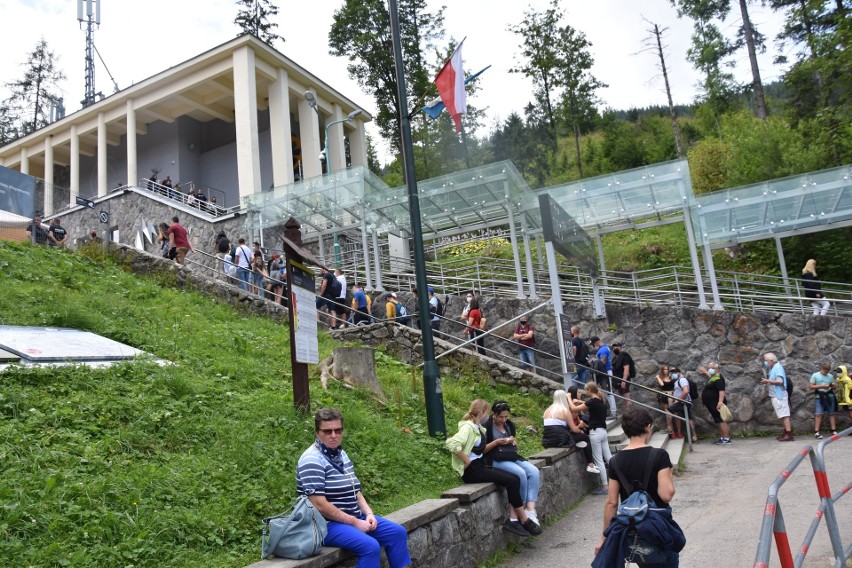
[303,90,362,266]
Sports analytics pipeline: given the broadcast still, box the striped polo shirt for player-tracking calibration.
[296,444,362,517]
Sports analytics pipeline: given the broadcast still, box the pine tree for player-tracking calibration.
[2,38,65,141]
[234,0,282,46]
[509,0,605,178]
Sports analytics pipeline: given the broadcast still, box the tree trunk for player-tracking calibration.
[653,23,685,158]
[332,347,386,402]
[739,0,768,119]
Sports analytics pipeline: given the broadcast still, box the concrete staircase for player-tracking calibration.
[606,416,685,471]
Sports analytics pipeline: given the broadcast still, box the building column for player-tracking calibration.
[349,121,368,169]
[126,100,137,187]
[232,46,262,200]
[268,67,294,188]
[329,104,347,172]
[44,137,54,215]
[19,148,29,175]
[97,112,107,197]
[298,92,322,180]
[70,125,79,206]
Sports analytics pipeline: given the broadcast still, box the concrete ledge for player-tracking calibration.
[244,546,349,568]
[385,498,459,530]
[529,447,571,465]
[440,483,496,504]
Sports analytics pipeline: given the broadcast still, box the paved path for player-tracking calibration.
[498,437,851,568]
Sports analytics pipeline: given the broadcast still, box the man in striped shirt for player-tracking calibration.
[296,408,411,567]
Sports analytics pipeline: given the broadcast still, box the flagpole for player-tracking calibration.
[388,0,446,438]
[459,122,472,169]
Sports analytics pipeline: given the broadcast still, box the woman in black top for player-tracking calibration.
[595,407,680,567]
[574,383,611,494]
[802,259,830,316]
[699,362,730,444]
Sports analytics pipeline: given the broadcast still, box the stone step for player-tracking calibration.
[665,436,685,470]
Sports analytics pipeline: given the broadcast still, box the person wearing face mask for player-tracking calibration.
[698,362,730,444]
[459,292,474,323]
[762,353,794,441]
[513,316,536,371]
[666,367,691,440]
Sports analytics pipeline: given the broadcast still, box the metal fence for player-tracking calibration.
[753,428,852,568]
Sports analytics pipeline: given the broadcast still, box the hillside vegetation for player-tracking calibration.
[0,242,549,567]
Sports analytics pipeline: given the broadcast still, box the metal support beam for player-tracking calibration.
[360,207,372,289]
[596,233,608,289]
[592,277,606,318]
[545,240,570,390]
[683,204,709,309]
[505,193,525,298]
[775,236,792,304]
[701,244,723,310]
[372,228,383,291]
[521,214,537,298]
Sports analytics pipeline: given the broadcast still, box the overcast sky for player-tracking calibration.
[0,1,789,161]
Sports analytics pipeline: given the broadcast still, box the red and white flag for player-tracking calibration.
[434,41,466,132]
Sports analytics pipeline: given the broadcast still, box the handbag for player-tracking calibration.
[493,443,522,462]
[261,496,328,560]
[719,403,733,423]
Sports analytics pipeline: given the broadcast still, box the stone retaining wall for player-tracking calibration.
[245,447,595,568]
[107,243,852,435]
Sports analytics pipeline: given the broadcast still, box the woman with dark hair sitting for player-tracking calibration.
[593,407,684,568]
[446,399,542,537]
[483,400,542,525]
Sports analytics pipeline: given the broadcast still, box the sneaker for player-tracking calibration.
[815,432,823,440]
[525,509,539,525]
[575,441,588,448]
[522,519,543,536]
[720,438,732,444]
[503,519,530,537]
[592,488,609,495]
[586,464,601,474]
[714,438,725,445]
[832,431,838,436]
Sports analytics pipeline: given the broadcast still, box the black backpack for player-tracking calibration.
[686,378,698,404]
[435,296,446,317]
[575,338,590,365]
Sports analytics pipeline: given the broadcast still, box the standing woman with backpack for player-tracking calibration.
[593,407,683,567]
[466,298,486,355]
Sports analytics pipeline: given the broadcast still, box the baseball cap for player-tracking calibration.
[612,342,623,347]
[391,292,398,299]
[428,286,434,294]
[589,336,600,344]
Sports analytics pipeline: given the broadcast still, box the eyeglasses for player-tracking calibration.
[319,428,344,435]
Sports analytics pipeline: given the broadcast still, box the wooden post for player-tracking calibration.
[283,217,311,412]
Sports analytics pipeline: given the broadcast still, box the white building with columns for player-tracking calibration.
[0,34,371,215]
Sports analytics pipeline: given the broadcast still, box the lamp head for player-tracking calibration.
[304,91,317,110]
[347,109,363,120]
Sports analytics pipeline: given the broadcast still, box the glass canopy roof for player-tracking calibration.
[693,164,852,248]
[245,157,850,248]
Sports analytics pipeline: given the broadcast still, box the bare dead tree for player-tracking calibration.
[643,21,685,159]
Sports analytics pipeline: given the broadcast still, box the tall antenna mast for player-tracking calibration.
[78,0,102,108]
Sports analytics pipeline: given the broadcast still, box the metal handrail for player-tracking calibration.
[137,179,237,217]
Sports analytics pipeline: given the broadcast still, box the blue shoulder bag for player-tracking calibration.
[261,496,328,560]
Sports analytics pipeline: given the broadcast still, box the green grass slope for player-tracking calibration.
[0,242,548,567]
